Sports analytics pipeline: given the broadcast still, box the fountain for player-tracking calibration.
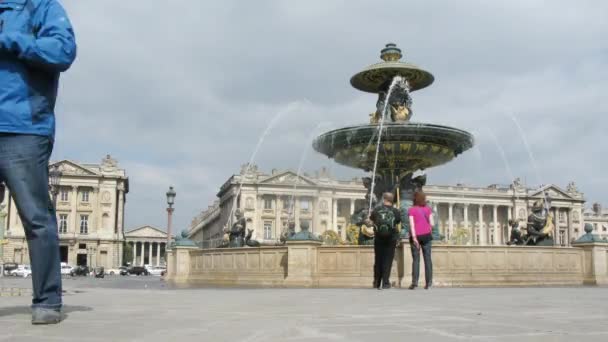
[313,43,474,237]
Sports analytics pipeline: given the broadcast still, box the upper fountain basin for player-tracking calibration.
[350,61,434,93]
[312,122,474,173]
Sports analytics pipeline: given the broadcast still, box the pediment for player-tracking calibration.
[530,185,573,200]
[125,225,167,238]
[51,160,99,177]
[260,171,317,186]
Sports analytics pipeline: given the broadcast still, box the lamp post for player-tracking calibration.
[166,186,176,248]
[49,164,62,209]
[0,201,6,275]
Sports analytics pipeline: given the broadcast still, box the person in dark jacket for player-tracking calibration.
[0,0,76,324]
[365,192,401,289]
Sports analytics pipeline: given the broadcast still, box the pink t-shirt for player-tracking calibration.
[408,206,432,236]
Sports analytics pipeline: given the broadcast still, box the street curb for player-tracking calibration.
[0,287,32,297]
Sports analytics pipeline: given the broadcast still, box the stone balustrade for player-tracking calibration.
[166,241,608,288]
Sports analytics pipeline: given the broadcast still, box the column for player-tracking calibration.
[493,205,499,245]
[275,196,281,239]
[131,242,136,265]
[148,241,152,266]
[566,208,572,246]
[92,186,100,235]
[156,242,161,266]
[140,242,145,266]
[507,205,513,244]
[70,186,78,235]
[463,204,469,244]
[294,197,300,231]
[332,198,338,232]
[117,188,125,235]
[448,203,454,240]
[553,208,559,246]
[478,205,485,245]
[161,243,165,265]
[350,199,355,216]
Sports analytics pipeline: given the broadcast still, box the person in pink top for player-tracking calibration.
[408,191,434,290]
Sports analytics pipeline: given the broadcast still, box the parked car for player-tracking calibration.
[70,265,90,277]
[105,268,121,276]
[12,265,32,278]
[119,266,129,276]
[60,264,74,275]
[2,262,18,276]
[147,266,166,276]
[128,266,148,276]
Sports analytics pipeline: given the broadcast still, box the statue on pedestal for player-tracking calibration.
[523,199,554,246]
[229,209,247,247]
[245,229,260,247]
[506,219,524,245]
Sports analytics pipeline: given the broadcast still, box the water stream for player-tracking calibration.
[367,76,405,214]
[228,101,307,226]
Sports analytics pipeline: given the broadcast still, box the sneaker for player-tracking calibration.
[408,284,417,290]
[382,283,391,290]
[31,307,63,325]
[424,284,432,290]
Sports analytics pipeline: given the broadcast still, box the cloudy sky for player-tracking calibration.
[53,0,608,233]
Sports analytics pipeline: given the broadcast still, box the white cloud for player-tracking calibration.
[51,0,608,232]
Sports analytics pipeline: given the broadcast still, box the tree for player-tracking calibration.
[123,242,133,266]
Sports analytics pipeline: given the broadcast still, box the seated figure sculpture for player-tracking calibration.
[506,219,525,245]
[524,199,554,246]
[245,229,261,247]
[229,209,247,247]
[370,77,413,123]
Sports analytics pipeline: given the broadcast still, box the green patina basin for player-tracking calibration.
[312,123,474,174]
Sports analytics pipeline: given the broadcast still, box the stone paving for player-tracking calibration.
[0,278,607,342]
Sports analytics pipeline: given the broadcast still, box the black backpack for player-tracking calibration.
[374,206,396,238]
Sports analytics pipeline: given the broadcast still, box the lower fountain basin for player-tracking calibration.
[312,122,474,174]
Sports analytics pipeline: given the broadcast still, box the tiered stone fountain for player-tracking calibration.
[313,43,474,235]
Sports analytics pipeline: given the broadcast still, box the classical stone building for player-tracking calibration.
[584,203,608,240]
[124,225,168,266]
[0,155,128,268]
[189,165,590,247]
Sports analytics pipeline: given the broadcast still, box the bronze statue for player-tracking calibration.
[245,229,260,247]
[370,78,413,124]
[279,220,296,245]
[506,219,524,245]
[350,196,376,245]
[524,199,555,246]
[229,209,247,247]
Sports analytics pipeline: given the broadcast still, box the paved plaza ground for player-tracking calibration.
[1,277,608,341]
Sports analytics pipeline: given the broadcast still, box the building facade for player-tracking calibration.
[584,203,608,240]
[189,165,590,247]
[124,225,168,266]
[0,155,128,268]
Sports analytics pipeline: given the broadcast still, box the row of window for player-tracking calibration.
[58,214,89,234]
[261,198,312,211]
[58,189,90,203]
[262,220,313,240]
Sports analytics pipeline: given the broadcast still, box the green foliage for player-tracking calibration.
[450,227,470,245]
[123,242,133,265]
[320,230,344,245]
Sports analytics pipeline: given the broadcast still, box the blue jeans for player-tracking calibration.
[0,134,62,309]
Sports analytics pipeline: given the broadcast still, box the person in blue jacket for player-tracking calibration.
[0,0,76,324]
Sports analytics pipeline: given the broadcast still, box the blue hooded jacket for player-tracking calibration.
[0,0,76,139]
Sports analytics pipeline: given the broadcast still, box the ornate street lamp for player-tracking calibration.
[49,164,62,208]
[166,186,176,247]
